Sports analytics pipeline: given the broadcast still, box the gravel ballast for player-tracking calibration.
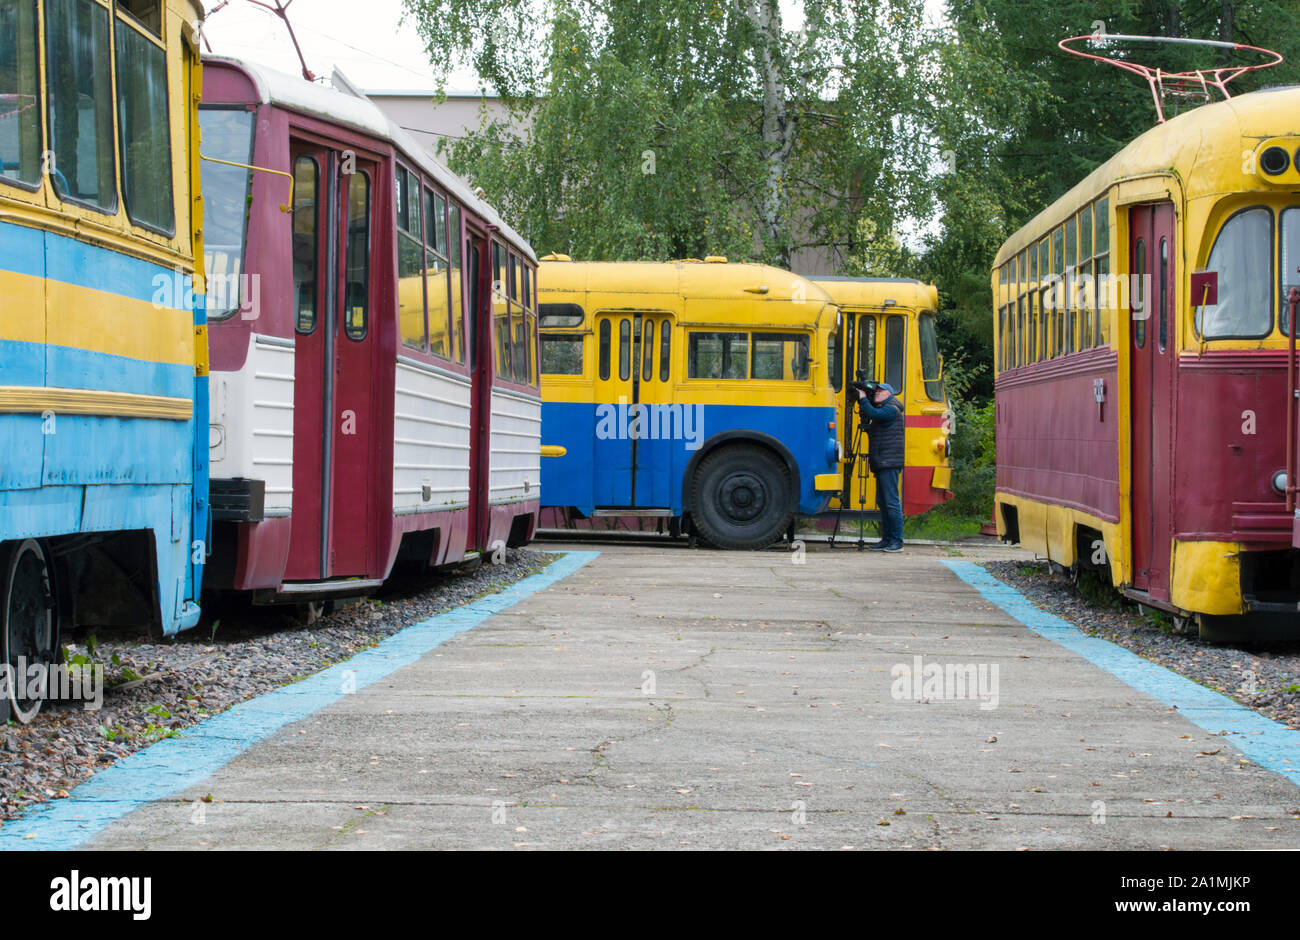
[0,548,553,822]
[984,559,1300,731]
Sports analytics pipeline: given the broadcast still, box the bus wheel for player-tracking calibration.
[690,445,792,550]
[2,540,57,724]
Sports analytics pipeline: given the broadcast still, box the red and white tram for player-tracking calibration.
[198,58,541,604]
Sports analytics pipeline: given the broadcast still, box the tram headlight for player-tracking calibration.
[1272,470,1288,495]
[1260,146,1290,176]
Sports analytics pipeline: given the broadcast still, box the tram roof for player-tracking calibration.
[203,56,536,263]
[810,277,938,311]
[994,84,1300,267]
[538,259,837,308]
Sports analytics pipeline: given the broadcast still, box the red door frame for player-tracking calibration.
[1129,203,1176,600]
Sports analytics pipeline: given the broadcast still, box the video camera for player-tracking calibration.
[850,369,881,396]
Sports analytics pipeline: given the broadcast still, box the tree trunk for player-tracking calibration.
[746,0,795,268]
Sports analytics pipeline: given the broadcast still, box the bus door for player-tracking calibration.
[841,311,908,515]
[285,142,380,581]
[592,312,637,505]
[632,314,674,507]
[1129,203,1175,600]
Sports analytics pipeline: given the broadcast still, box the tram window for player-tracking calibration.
[512,305,530,384]
[509,253,521,301]
[427,256,450,359]
[425,190,447,256]
[918,314,943,400]
[1282,208,1300,335]
[618,318,631,381]
[493,241,506,296]
[689,332,748,380]
[1159,237,1169,351]
[598,318,611,380]
[856,316,876,381]
[46,0,116,212]
[199,108,255,320]
[884,315,905,391]
[1134,238,1146,349]
[0,0,42,187]
[1052,226,1064,278]
[540,303,585,327]
[399,229,427,351]
[1065,216,1077,270]
[1096,254,1109,346]
[449,205,464,362]
[1199,207,1271,339]
[396,167,417,236]
[752,333,809,381]
[291,156,318,333]
[343,171,370,341]
[828,330,842,391]
[642,320,654,381]
[660,322,671,382]
[398,172,426,351]
[117,0,160,34]
[1027,294,1037,363]
[541,335,583,375]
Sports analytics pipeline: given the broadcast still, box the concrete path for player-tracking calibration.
[81,543,1300,850]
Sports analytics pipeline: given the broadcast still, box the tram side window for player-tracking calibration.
[660,321,671,382]
[46,0,116,211]
[598,318,610,381]
[510,252,530,384]
[828,329,842,392]
[449,204,464,362]
[752,333,809,381]
[642,320,654,381]
[397,169,426,351]
[618,317,631,381]
[492,241,511,378]
[540,301,586,376]
[0,1,41,186]
[1199,207,1271,340]
[199,108,255,319]
[424,188,450,358]
[918,313,944,401]
[1280,208,1300,335]
[291,156,319,333]
[884,315,905,392]
[689,332,748,380]
[1094,197,1111,346]
[116,17,173,232]
[344,171,370,341]
[117,0,161,33]
[856,316,876,381]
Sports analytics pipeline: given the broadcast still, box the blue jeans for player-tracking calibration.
[875,468,903,546]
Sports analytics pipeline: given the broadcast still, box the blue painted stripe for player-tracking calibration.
[943,560,1300,788]
[0,220,188,308]
[0,340,193,398]
[0,550,600,851]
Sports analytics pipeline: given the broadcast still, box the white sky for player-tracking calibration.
[200,0,950,94]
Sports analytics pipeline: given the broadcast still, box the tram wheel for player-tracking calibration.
[1,539,58,724]
[689,445,792,550]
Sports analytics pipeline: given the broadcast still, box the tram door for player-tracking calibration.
[466,232,492,552]
[632,314,674,507]
[1129,203,1175,600]
[840,311,908,516]
[284,142,380,581]
[592,312,637,505]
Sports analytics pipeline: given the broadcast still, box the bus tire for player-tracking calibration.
[1,539,58,724]
[690,445,792,550]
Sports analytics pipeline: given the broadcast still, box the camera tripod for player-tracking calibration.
[828,416,872,551]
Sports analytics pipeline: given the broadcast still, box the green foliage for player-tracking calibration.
[401,0,940,267]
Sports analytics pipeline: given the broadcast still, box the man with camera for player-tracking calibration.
[853,380,906,552]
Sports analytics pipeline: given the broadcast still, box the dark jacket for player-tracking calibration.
[857,393,905,471]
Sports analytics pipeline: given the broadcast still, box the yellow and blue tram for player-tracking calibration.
[536,257,843,549]
[0,0,208,718]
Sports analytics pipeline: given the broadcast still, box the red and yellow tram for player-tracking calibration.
[992,83,1300,640]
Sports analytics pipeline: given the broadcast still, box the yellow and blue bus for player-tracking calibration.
[0,0,207,719]
[537,256,843,549]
